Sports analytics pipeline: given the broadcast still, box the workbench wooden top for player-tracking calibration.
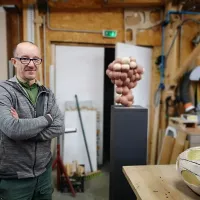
[123,165,200,200]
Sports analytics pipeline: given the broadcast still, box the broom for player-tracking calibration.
[75,94,102,180]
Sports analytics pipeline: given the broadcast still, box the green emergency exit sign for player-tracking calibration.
[102,30,117,38]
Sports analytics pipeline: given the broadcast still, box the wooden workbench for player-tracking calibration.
[123,165,200,200]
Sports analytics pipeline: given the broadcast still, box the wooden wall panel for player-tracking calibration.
[47,9,123,39]
[104,0,163,7]
[124,9,162,46]
[5,8,23,60]
[48,0,102,10]
[148,10,200,163]
[45,8,124,86]
[48,0,163,9]
[136,28,161,46]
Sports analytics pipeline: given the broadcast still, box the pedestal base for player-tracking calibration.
[109,105,148,200]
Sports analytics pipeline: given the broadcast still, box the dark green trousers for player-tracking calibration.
[0,165,53,200]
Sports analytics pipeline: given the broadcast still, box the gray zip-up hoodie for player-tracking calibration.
[0,76,65,179]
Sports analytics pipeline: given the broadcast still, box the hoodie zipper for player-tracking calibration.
[16,83,48,177]
[32,91,47,177]
[33,107,37,177]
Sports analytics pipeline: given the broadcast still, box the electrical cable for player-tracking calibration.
[165,18,200,59]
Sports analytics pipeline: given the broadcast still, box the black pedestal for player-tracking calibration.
[109,105,148,200]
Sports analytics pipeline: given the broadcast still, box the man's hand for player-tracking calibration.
[10,107,19,119]
[10,107,53,123]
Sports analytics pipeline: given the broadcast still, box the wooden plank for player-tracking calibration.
[34,7,43,84]
[0,0,21,8]
[158,3,180,134]
[137,28,161,46]
[123,165,200,200]
[148,46,161,164]
[22,8,27,41]
[170,130,187,164]
[158,135,175,164]
[164,16,181,87]
[48,0,102,10]
[174,42,200,84]
[22,0,36,5]
[5,7,23,59]
[150,102,160,164]
[104,0,163,7]
[160,3,181,131]
[184,140,189,150]
[47,0,163,9]
[157,129,164,159]
[169,117,197,129]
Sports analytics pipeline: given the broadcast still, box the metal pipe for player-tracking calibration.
[165,10,200,24]
[160,24,165,86]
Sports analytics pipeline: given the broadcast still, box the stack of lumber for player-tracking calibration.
[157,117,199,164]
[65,160,85,177]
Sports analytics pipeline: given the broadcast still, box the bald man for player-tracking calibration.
[0,41,65,200]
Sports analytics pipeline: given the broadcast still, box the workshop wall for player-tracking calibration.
[19,0,200,164]
[43,5,163,86]
[45,8,124,87]
[148,9,200,164]
[33,3,166,165]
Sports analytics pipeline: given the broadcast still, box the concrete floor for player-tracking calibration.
[52,164,109,200]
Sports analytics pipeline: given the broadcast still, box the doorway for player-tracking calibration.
[103,47,115,164]
[52,43,115,167]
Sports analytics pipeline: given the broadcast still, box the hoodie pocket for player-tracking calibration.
[36,141,51,170]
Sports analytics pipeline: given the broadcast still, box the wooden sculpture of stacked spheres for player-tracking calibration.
[106,57,144,107]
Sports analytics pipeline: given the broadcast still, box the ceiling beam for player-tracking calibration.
[103,0,164,7]
[47,0,164,10]
[0,0,22,11]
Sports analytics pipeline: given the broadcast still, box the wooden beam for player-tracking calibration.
[0,0,22,10]
[23,0,36,5]
[34,6,44,84]
[48,0,102,10]
[5,7,22,59]
[22,8,27,40]
[0,0,21,5]
[103,0,164,7]
[174,42,200,84]
[148,1,181,164]
[148,46,161,164]
[47,0,163,10]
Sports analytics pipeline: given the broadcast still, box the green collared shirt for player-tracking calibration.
[17,78,39,105]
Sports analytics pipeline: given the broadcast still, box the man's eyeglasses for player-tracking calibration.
[15,57,42,65]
